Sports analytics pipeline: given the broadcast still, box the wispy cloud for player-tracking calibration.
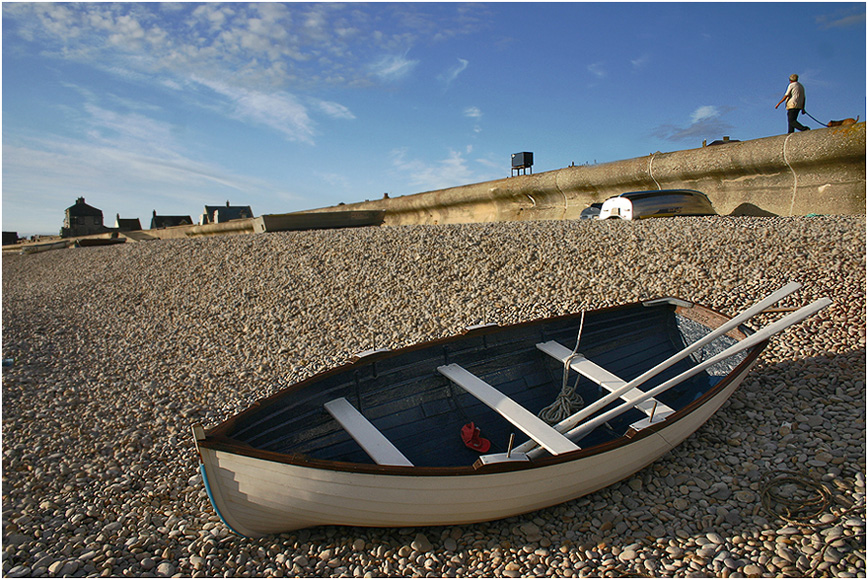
[464,106,482,133]
[439,58,469,86]
[387,145,503,193]
[80,104,180,159]
[691,105,719,124]
[390,147,476,191]
[193,77,317,143]
[3,3,480,95]
[369,53,420,82]
[6,97,267,195]
[653,105,734,142]
[587,62,607,78]
[631,54,651,69]
[816,8,866,29]
[315,100,356,121]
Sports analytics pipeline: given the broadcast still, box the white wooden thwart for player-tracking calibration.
[324,398,414,467]
[437,363,580,456]
[536,341,676,423]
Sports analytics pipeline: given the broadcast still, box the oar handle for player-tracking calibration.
[555,297,831,450]
[513,282,802,455]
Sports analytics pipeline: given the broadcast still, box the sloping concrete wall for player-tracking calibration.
[315,123,865,224]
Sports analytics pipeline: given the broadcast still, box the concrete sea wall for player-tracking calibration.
[12,123,858,252]
[315,123,866,224]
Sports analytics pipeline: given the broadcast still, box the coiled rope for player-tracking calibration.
[760,469,866,576]
[539,312,586,424]
[760,469,833,524]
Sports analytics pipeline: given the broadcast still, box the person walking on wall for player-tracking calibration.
[775,74,810,133]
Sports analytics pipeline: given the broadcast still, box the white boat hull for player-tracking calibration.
[198,362,754,537]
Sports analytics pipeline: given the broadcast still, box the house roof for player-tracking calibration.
[203,205,254,221]
[116,217,143,231]
[66,197,103,217]
[151,215,193,228]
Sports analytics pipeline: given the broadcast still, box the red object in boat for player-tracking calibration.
[460,422,491,453]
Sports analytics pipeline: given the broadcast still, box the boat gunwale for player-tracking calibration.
[197,298,765,476]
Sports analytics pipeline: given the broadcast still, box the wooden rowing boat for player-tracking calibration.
[193,284,829,537]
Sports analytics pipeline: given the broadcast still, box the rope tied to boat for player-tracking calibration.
[539,312,586,424]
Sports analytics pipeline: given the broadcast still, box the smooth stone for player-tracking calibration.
[6,566,32,578]
[411,533,433,553]
[706,532,724,545]
[157,562,175,576]
[5,534,31,546]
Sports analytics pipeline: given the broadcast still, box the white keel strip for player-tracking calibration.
[513,281,803,455]
[525,297,831,458]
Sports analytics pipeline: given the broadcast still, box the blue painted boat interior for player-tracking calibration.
[227,303,745,468]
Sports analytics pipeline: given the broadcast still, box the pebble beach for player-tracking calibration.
[2,215,865,578]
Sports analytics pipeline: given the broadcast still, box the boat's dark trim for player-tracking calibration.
[199,298,765,477]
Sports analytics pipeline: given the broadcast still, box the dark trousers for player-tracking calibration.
[787,109,810,133]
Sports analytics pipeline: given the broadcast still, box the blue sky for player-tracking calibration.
[3,2,865,236]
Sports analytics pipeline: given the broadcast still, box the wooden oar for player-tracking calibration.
[526,297,831,458]
[513,282,802,455]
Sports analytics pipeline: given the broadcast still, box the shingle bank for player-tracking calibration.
[1,216,865,578]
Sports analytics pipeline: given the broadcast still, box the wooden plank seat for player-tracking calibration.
[324,398,414,467]
[437,364,580,456]
[536,341,675,428]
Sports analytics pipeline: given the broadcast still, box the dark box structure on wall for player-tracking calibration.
[511,152,533,169]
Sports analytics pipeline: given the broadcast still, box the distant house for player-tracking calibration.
[115,214,142,232]
[3,232,19,246]
[150,210,193,229]
[61,197,110,238]
[200,201,254,225]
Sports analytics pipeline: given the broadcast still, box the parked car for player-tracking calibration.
[598,189,716,220]
[579,202,603,220]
